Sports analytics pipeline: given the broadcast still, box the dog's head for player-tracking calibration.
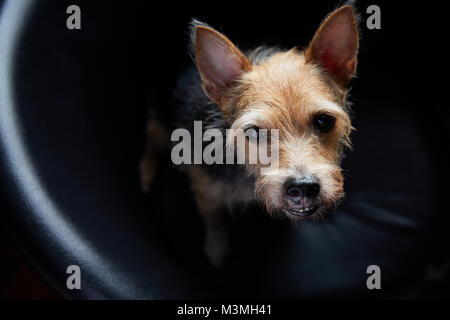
[191,5,358,220]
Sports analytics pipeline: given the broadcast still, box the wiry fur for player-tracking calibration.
[142,4,359,266]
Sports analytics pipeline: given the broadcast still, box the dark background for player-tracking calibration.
[0,0,448,299]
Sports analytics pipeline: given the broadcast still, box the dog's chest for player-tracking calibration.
[221,177,256,209]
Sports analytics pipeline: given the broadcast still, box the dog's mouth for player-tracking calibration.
[283,205,319,218]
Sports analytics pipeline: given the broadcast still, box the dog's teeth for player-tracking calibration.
[299,209,304,213]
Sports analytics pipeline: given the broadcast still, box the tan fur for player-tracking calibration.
[142,5,359,267]
[188,166,228,267]
[228,49,352,219]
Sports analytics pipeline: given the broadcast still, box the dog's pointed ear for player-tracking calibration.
[191,21,252,105]
[305,5,359,88]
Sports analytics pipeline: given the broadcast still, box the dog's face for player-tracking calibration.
[192,5,358,220]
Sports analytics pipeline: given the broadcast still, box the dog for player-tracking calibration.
[140,4,359,267]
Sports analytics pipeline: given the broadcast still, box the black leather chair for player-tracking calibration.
[0,0,448,299]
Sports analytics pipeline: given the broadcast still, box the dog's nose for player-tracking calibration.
[285,182,320,202]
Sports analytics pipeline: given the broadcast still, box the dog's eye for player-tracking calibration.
[245,126,265,141]
[313,114,336,132]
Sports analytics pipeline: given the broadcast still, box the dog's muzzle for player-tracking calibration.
[283,176,320,217]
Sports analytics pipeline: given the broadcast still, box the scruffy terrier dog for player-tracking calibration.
[141,4,359,267]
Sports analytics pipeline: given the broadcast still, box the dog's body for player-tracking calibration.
[141,4,359,267]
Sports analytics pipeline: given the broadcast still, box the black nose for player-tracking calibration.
[286,182,320,201]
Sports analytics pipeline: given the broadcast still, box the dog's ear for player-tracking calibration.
[191,21,252,105]
[305,5,359,88]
